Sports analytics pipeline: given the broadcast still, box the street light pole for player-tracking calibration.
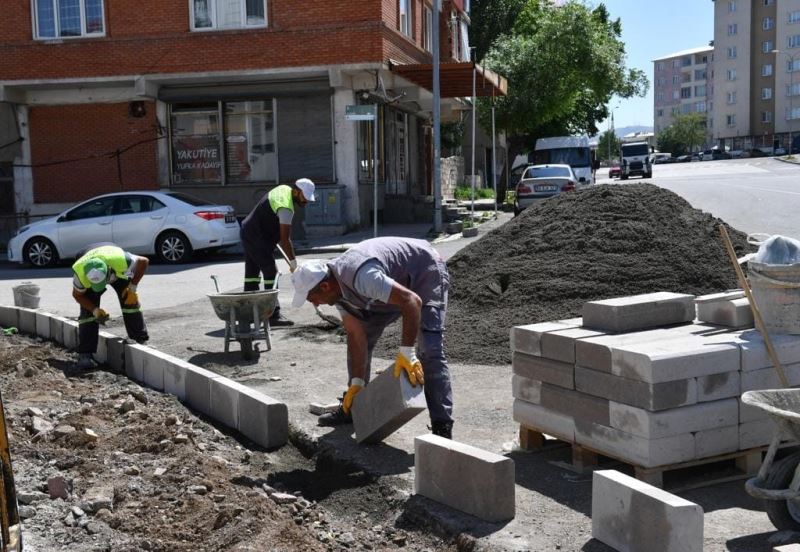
[773,49,796,153]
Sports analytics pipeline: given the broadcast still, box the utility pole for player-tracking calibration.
[432,0,442,233]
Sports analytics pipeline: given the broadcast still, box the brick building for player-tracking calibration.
[0,0,504,235]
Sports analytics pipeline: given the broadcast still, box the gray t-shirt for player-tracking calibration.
[277,208,293,225]
[352,259,395,304]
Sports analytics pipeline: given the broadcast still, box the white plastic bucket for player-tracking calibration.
[749,261,800,334]
[12,282,40,309]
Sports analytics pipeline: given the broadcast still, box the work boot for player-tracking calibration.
[133,334,149,344]
[431,420,453,439]
[76,353,95,370]
[269,309,294,327]
[317,395,352,426]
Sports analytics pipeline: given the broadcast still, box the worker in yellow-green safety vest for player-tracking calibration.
[72,245,150,369]
[239,178,315,327]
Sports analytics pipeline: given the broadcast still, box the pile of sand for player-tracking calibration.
[440,184,751,364]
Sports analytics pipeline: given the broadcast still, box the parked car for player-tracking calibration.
[515,164,579,215]
[711,148,731,160]
[675,154,692,163]
[609,164,621,178]
[8,191,241,268]
[651,153,673,164]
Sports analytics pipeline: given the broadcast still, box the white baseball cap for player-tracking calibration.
[291,260,329,307]
[295,178,316,202]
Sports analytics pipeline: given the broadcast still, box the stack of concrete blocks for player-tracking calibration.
[512,291,800,480]
[1,305,289,450]
[351,364,427,444]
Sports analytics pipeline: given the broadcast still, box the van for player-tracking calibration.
[533,136,597,186]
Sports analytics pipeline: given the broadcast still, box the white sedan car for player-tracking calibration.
[514,164,579,215]
[8,191,240,267]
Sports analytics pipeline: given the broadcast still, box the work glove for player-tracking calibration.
[288,259,298,273]
[92,308,110,325]
[342,378,365,414]
[395,346,424,387]
[121,283,139,306]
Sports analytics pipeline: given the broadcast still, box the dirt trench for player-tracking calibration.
[0,334,459,552]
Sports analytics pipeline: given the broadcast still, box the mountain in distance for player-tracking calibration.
[614,125,653,138]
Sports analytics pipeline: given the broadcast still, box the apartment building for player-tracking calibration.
[653,45,715,147]
[713,0,800,151]
[0,0,504,235]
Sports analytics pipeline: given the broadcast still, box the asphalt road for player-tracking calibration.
[597,157,800,240]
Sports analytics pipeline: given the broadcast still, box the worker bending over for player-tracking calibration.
[71,245,149,369]
[291,237,454,439]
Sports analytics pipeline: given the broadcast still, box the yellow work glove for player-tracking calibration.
[92,307,109,325]
[342,378,365,414]
[395,346,424,387]
[121,283,139,306]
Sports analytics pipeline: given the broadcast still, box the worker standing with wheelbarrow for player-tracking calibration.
[71,244,150,369]
[240,178,315,327]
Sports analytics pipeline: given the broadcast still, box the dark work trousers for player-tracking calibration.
[242,235,282,315]
[344,284,453,425]
[77,279,148,354]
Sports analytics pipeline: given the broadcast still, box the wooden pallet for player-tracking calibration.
[518,424,787,491]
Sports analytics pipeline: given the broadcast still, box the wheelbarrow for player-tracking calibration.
[207,289,279,360]
[743,389,800,530]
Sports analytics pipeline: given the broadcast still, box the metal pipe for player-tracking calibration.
[471,51,476,222]
[491,102,497,215]
[432,0,442,233]
[374,104,379,238]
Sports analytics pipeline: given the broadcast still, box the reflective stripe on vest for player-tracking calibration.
[268,185,295,215]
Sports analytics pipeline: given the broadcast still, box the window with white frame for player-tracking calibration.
[789,106,800,120]
[729,0,736,12]
[34,0,105,39]
[727,68,737,80]
[657,109,664,117]
[399,0,412,37]
[727,46,737,59]
[790,11,800,24]
[682,72,692,83]
[695,84,707,97]
[656,62,665,71]
[789,34,800,48]
[423,5,433,51]
[762,111,772,123]
[764,17,775,30]
[672,75,680,84]
[789,83,800,96]
[764,40,774,53]
[673,90,680,100]
[762,87,773,100]
[672,107,680,115]
[681,56,692,67]
[726,114,736,126]
[681,87,692,99]
[728,23,737,35]
[696,101,707,113]
[789,59,800,72]
[656,91,664,101]
[191,0,266,31]
[763,63,774,76]
[727,91,737,104]
[672,59,681,68]
[695,69,707,80]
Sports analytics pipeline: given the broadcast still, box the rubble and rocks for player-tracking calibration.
[0,335,455,551]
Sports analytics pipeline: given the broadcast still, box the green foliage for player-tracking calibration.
[477,1,649,142]
[454,186,496,200]
[470,0,528,62]
[597,129,621,163]
[441,120,465,154]
[656,113,707,156]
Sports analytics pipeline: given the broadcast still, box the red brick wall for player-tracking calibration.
[29,103,158,203]
[0,1,442,80]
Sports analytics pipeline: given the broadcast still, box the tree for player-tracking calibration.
[656,113,706,156]
[475,1,649,195]
[597,129,621,163]
[469,0,528,62]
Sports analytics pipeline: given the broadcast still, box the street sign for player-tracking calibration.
[345,105,376,121]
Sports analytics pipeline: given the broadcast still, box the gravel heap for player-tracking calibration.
[443,184,752,365]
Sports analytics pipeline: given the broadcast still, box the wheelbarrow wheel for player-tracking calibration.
[240,339,254,361]
[763,450,800,531]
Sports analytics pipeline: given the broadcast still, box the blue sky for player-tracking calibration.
[592,0,715,131]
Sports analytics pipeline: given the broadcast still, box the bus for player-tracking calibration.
[533,135,597,186]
